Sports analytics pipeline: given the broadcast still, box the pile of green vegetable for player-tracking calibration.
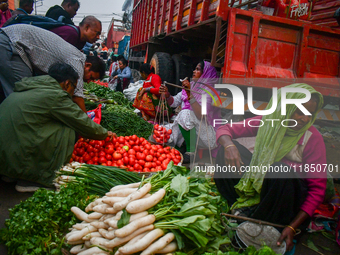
[0,183,96,255]
[201,246,279,255]
[101,104,153,138]
[55,163,141,196]
[84,82,133,109]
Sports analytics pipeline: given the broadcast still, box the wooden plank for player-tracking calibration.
[211,17,222,67]
[176,0,185,30]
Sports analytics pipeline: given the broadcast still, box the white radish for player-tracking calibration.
[70,244,87,254]
[78,247,109,255]
[114,211,124,220]
[66,228,78,238]
[105,207,118,214]
[114,232,150,255]
[102,197,125,206]
[72,223,91,230]
[68,226,97,242]
[85,198,104,212]
[71,207,94,223]
[126,189,166,214]
[88,212,103,219]
[106,188,138,197]
[93,204,110,213]
[100,214,115,222]
[113,183,152,211]
[143,193,151,199]
[90,236,110,247]
[99,229,116,239]
[155,242,178,254]
[90,221,109,229]
[110,182,141,192]
[82,231,102,240]
[114,214,156,238]
[140,233,175,255]
[84,241,91,248]
[108,211,148,228]
[106,224,154,248]
[118,228,164,254]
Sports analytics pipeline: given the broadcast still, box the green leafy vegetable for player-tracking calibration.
[170,175,189,200]
[0,183,95,255]
[117,209,131,229]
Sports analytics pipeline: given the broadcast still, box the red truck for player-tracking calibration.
[129,0,340,106]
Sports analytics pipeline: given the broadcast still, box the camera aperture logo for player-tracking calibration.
[200,84,312,128]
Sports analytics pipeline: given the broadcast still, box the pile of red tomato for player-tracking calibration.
[71,135,182,172]
[153,124,172,144]
[93,80,108,87]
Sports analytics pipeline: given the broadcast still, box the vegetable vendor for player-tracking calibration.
[0,63,115,192]
[133,63,170,122]
[0,24,106,111]
[159,61,221,163]
[214,83,329,252]
[111,57,133,92]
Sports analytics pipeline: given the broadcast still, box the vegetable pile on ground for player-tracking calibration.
[64,162,229,255]
[70,135,182,172]
[54,162,141,196]
[93,80,109,87]
[0,183,96,255]
[84,82,133,110]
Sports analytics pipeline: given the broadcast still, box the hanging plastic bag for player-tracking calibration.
[108,78,118,91]
[87,104,102,124]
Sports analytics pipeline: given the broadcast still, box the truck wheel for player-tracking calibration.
[172,54,193,94]
[150,52,175,93]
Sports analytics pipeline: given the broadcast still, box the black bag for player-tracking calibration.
[4,14,78,33]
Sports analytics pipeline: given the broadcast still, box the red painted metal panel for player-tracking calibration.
[167,0,175,33]
[148,0,156,39]
[188,0,197,26]
[311,0,340,30]
[176,0,185,30]
[154,0,162,36]
[160,0,167,33]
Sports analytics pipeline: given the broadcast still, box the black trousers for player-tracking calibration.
[214,141,308,226]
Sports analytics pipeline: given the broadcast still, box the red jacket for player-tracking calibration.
[143,73,161,95]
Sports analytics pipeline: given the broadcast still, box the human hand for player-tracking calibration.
[277,227,295,252]
[114,75,118,79]
[224,144,243,172]
[182,80,190,96]
[107,131,117,141]
[138,88,145,99]
[159,85,169,97]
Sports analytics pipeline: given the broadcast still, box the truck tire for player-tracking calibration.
[172,54,193,94]
[150,52,175,93]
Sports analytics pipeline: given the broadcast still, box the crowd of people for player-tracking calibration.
[0,0,335,252]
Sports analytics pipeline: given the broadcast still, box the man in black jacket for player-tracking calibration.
[45,0,80,25]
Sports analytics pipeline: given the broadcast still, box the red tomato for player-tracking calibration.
[129,140,135,146]
[133,163,140,171]
[153,134,157,140]
[125,136,130,140]
[156,160,161,166]
[117,159,123,166]
[105,137,110,142]
[89,140,96,146]
[87,160,94,165]
[174,150,180,155]
[129,158,136,166]
[154,124,159,130]
[150,167,156,172]
[157,148,164,154]
[83,154,91,162]
[139,160,145,166]
[87,145,94,152]
[105,146,114,154]
[158,156,165,162]
[176,155,181,160]
[131,135,137,141]
[92,156,99,163]
[93,148,99,153]
[123,157,129,165]
[113,152,122,160]
[77,148,85,156]
[149,149,155,156]
[99,156,107,163]
[99,151,106,157]
[143,168,150,172]
[145,144,151,150]
[98,141,105,147]
[78,157,84,163]
[145,155,153,162]
[106,154,112,160]
[118,137,125,143]
[107,161,113,166]
[72,153,76,159]
[156,166,162,171]
[112,163,118,167]
[128,149,136,155]
[174,159,180,164]
[167,129,172,135]
[123,152,128,157]
[101,163,107,166]
[136,152,146,160]
[144,162,152,168]
[151,162,156,168]
[89,152,94,157]
[133,146,140,152]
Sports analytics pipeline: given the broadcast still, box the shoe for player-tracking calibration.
[15,180,54,193]
[1,176,17,183]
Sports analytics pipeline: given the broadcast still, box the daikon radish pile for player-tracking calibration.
[65,162,227,255]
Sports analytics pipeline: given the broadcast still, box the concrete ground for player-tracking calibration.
[1,137,340,255]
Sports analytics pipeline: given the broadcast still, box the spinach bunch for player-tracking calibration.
[0,183,95,255]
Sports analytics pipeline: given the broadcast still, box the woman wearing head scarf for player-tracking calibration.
[214,83,329,252]
[159,61,221,163]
